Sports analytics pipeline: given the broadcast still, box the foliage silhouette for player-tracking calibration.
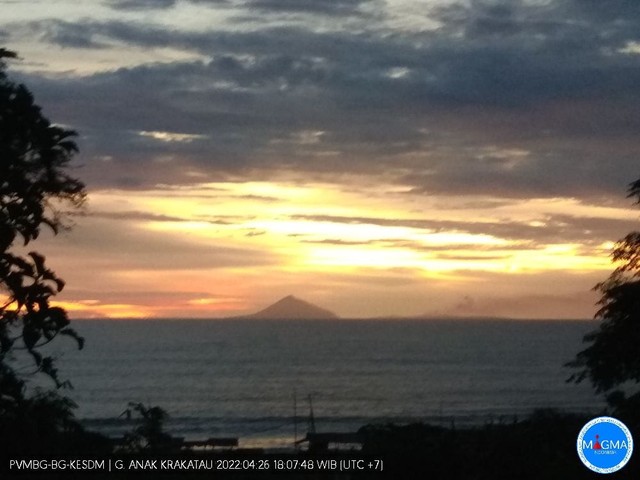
[120,402,173,453]
[0,48,92,453]
[567,177,640,422]
[359,410,600,480]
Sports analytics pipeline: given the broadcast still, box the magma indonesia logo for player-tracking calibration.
[577,417,633,474]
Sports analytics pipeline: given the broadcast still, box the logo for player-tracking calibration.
[577,417,633,474]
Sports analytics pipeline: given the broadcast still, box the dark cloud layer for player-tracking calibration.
[245,0,371,16]
[7,0,640,198]
[106,0,367,14]
[108,0,178,10]
[106,0,229,11]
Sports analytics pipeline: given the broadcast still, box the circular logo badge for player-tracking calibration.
[577,417,633,474]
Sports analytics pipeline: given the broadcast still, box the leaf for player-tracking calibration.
[0,334,14,354]
[6,253,34,274]
[28,251,46,276]
[47,307,70,328]
[22,326,40,350]
[60,328,84,350]
[30,349,43,367]
[0,51,86,406]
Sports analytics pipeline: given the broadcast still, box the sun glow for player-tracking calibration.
[49,177,630,318]
[52,301,151,319]
[106,180,618,277]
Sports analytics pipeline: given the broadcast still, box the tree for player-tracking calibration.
[567,177,640,415]
[120,402,173,453]
[0,48,88,452]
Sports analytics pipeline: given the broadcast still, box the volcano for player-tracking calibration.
[248,295,339,320]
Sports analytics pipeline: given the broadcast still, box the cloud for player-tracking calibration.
[287,212,638,246]
[448,290,598,319]
[45,217,278,271]
[300,238,376,246]
[32,20,109,49]
[244,0,371,16]
[6,0,639,319]
[86,209,256,226]
[138,130,208,143]
[571,0,640,23]
[106,0,179,10]
[86,210,188,223]
[6,0,640,200]
[106,0,228,10]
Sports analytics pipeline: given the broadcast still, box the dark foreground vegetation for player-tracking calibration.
[2,408,639,480]
[360,409,638,479]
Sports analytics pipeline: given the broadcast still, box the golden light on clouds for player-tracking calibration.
[41,177,636,319]
[52,300,152,319]
[96,182,620,270]
[4,0,638,321]
[138,131,208,143]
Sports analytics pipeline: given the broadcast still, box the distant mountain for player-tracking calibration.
[248,295,339,320]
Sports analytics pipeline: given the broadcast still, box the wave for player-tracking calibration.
[79,406,599,439]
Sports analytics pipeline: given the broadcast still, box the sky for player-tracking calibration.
[2,0,639,319]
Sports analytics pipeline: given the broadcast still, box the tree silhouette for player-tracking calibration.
[567,177,640,416]
[120,402,173,453]
[0,48,87,452]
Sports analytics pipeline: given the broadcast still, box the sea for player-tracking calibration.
[30,319,604,449]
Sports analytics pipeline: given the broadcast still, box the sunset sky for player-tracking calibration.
[2,0,639,319]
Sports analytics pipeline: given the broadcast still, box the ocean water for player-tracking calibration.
[33,319,603,449]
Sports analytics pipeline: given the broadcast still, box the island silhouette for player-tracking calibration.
[241,295,339,320]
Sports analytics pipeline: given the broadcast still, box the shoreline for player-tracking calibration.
[80,406,605,451]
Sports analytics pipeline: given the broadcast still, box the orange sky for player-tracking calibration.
[32,178,634,319]
[4,0,640,319]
